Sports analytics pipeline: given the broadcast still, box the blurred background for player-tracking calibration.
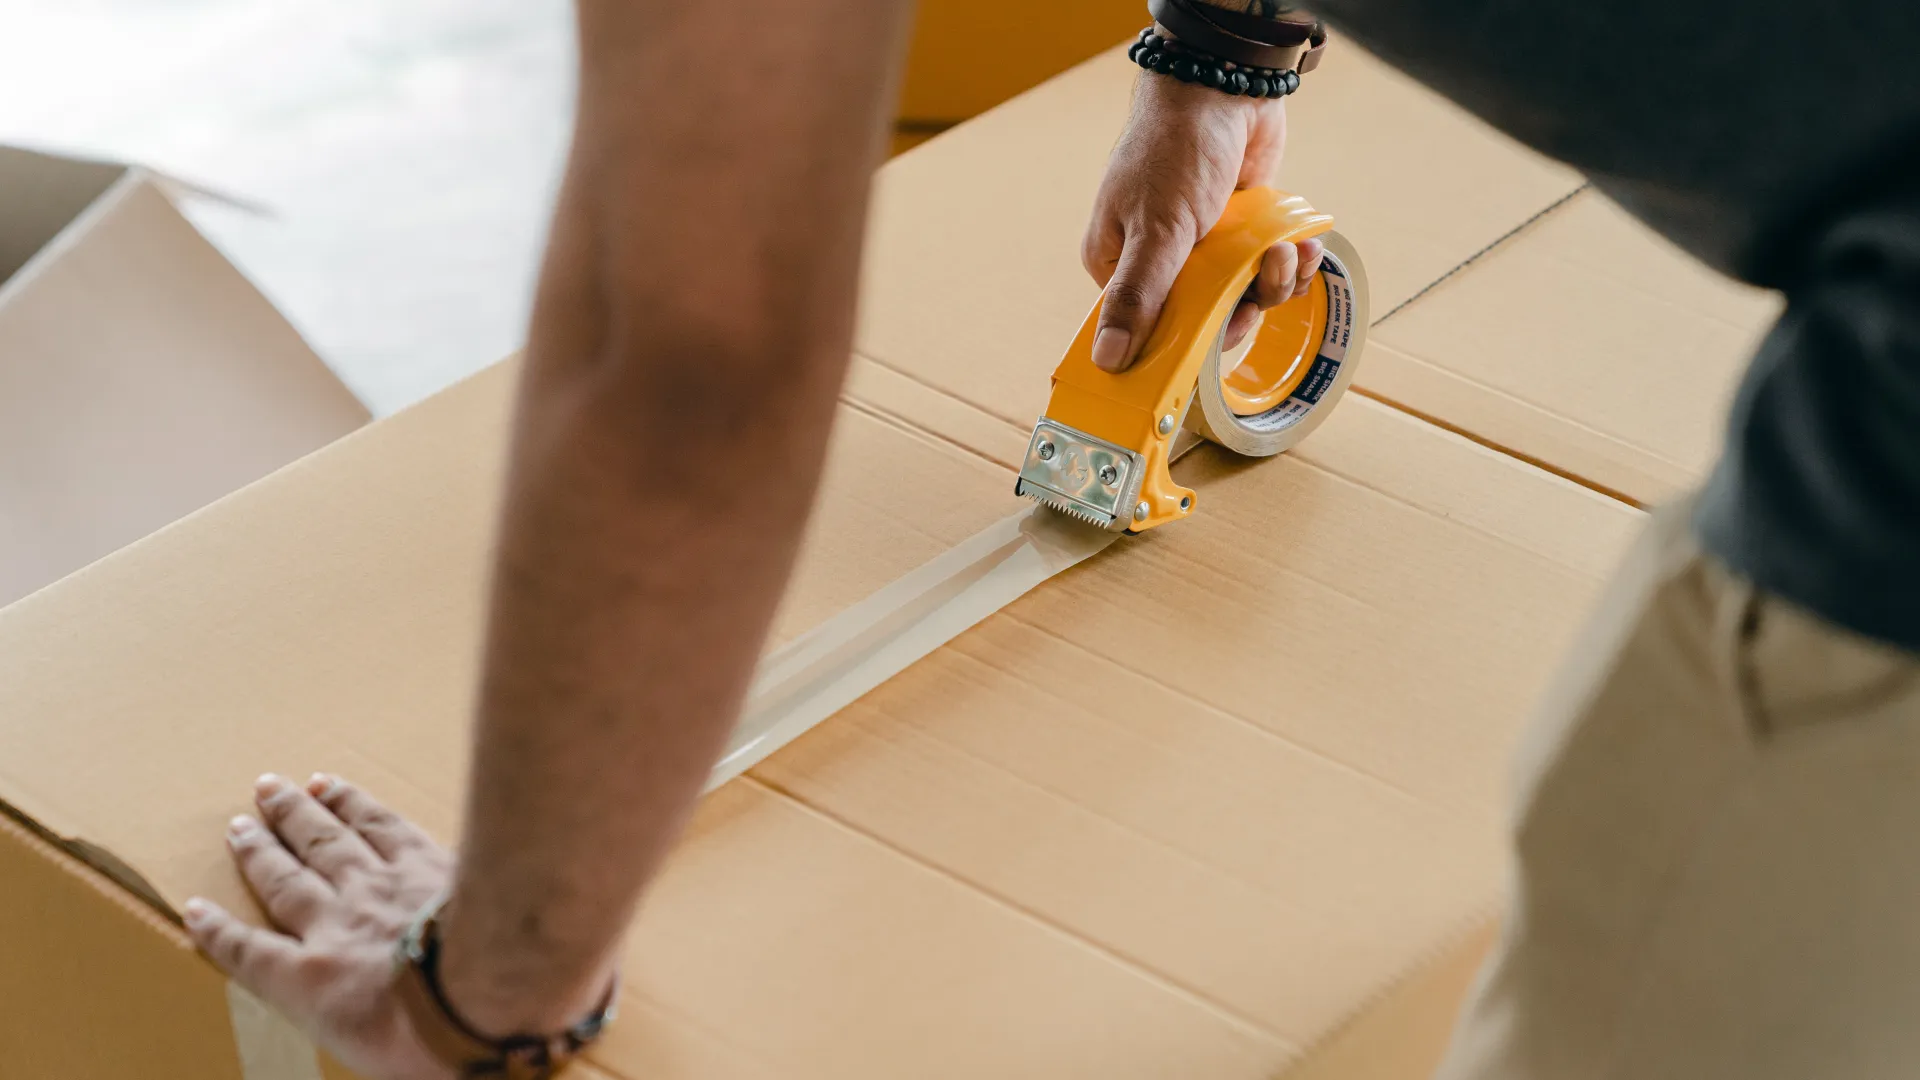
[0,0,1139,416]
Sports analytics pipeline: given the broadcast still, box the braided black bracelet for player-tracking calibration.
[1127,28,1301,99]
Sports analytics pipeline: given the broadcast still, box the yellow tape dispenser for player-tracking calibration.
[1016,187,1369,533]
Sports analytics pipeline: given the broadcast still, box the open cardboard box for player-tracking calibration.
[0,145,369,609]
[0,48,1653,1079]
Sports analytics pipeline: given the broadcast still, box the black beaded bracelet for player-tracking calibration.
[1127,28,1301,99]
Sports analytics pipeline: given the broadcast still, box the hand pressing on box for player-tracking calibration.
[1082,68,1322,372]
[184,773,456,1080]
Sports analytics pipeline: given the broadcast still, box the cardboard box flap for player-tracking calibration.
[0,145,127,286]
[1363,189,1779,504]
[0,164,370,609]
[854,44,1583,437]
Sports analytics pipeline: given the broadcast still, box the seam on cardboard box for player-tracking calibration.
[1288,409,1646,575]
[1349,386,1647,510]
[1148,512,1390,617]
[1363,332,1697,479]
[1360,339,1691,474]
[850,347,1032,432]
[741,774,1299,1051]
[818,693,1385,937]
[1371,183,1592,328]
[839,393,1017,476]
[987,607,1429,805]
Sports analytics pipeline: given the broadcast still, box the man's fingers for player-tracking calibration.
[1248,242,1301,310]
[1081,212,1125,288]
[1222,299,1262,351]
[307,774,435,863]
[227,815,331,935]
[255,774,377,884]
[1295,236,1325,289]
[184,898,304,998]
[1092,222,1193,373]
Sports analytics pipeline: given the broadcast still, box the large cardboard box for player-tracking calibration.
[0,49,1645,1080]
[0,145,369,608]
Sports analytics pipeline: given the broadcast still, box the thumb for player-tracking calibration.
[1092,223,1194,373]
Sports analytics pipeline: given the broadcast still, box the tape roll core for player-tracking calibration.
[1188,230,1369,457]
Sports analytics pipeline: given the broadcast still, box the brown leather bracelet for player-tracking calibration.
[1174,0,1316,45]
[394,897,619,1080]
[1146,0,1327,73]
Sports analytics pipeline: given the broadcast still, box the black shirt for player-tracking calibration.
[1312,0,1920,650]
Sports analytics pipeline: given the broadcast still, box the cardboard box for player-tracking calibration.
[0,145,369,608]
[896,0,1143,124]
[1363,189,1781,505]
[0,48,1644,1080]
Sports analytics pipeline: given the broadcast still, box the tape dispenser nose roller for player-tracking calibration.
[1017,187,1369,533]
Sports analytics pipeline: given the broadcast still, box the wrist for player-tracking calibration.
[1130,28,1302,102]
[434,897,621,1040]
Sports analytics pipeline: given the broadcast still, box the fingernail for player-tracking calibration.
[254,773,288,802]
[306,773,337,798]
[183,898,213,925]
[227,816,257,843]
[1090,327,1131,373]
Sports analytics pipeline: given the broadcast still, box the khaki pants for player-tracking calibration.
[1436,499,1920,1080]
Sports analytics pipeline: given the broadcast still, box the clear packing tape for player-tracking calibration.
[714,190,1369,787]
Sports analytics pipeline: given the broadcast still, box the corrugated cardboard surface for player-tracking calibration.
[1364,188,1780,505]
[0,42,1653,1080]
[0,149,369,607]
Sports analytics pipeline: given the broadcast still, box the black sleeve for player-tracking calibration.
[1301,0,1920,288]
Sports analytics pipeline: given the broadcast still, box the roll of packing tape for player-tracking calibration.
[1017,188,1365,534]
[1186,230,1369,457]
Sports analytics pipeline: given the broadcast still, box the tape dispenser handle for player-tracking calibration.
[1045,188,1336,532]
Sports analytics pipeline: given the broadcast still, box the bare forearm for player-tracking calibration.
[439,0,912,1033]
